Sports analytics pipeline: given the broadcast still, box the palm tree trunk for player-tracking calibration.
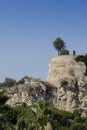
[58,49,60,55]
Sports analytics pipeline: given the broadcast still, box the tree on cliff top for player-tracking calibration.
[53,37,66,55]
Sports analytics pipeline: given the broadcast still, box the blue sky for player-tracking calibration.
[0,0,87,82]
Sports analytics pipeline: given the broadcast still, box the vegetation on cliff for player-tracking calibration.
[52,37,70,56]
[53,37,66,55]
[0,91,87,130]
[75,55,87,75]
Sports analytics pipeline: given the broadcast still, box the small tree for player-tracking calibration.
[3,77,16,87]
[53,37,66,55]
[61,80,68,86]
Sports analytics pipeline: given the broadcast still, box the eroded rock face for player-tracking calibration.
[47,55,86,87]
[5,78,54,107]
[47,55,87,116]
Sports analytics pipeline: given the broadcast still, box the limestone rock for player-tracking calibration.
[47,55,86,87]
[47,55,87,115]
[5,78,54,107]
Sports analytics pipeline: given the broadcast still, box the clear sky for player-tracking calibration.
[0,0,87,82]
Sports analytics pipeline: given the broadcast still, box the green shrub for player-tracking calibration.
[2,77,16,87]
[70,123,85,130]
[75,55,87,75]
[61,80,68,86]
[60,49,69,55]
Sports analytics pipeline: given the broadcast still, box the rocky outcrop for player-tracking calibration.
[5,77,54,107]
[47,55,87,116]
[47,55,86,87]
[2,55,87,117]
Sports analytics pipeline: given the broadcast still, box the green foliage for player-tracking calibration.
[60,49,69,55]
[70,123,85,130]
[6,108,19,125]
[53,37,66,55]
[16,118,27,130]
[75,55,87,75]
[61,80,68,86]
[0,77,16,87]
[0,96,87,130]
[0,91,9,107]
[73,109,82,119]
[0,91,12,130]
[10,101,75,130]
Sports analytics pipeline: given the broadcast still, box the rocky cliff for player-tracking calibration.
[2,55,87,117]
[47,55,86,86]
[47,55,87,116]
[5,77,55,107]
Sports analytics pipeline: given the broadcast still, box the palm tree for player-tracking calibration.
[53,37,66,55]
